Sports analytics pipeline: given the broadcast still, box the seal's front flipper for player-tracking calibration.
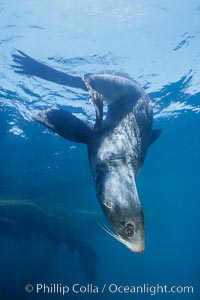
[34,109,93,144]
[12,50,87,91]
[149,129,162,146]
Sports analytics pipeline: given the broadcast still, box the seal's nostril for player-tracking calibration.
[137,248,145,254]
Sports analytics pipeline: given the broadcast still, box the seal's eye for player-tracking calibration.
[124,223,135,237]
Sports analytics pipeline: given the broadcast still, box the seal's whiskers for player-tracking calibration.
[97,222,137,251]
[98,222,125,244]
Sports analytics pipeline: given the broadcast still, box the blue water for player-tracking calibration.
[0,1,200,299]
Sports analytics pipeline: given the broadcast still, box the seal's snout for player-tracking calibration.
[136,248,145,254]
[128,245,145,254]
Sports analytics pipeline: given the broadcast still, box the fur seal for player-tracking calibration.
[12,51,161,253]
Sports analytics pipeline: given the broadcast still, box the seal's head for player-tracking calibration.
[101,201,145,253]
[96,166,145,253]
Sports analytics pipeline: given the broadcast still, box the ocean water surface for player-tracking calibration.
[0,0,200,299]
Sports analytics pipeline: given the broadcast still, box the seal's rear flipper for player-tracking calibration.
[12,50,87,91]
[34,109,93,144]
[83,73,141,105]
[149,129,162,146]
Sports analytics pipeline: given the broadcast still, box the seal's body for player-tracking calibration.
[85,74,153,252]
[12,51,161,252]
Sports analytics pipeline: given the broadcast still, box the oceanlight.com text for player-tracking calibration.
[25,283,194,296]
[108,283,194,295]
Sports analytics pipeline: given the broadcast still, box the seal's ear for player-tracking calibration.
[33,109,93,144]
[149,129,162,146]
